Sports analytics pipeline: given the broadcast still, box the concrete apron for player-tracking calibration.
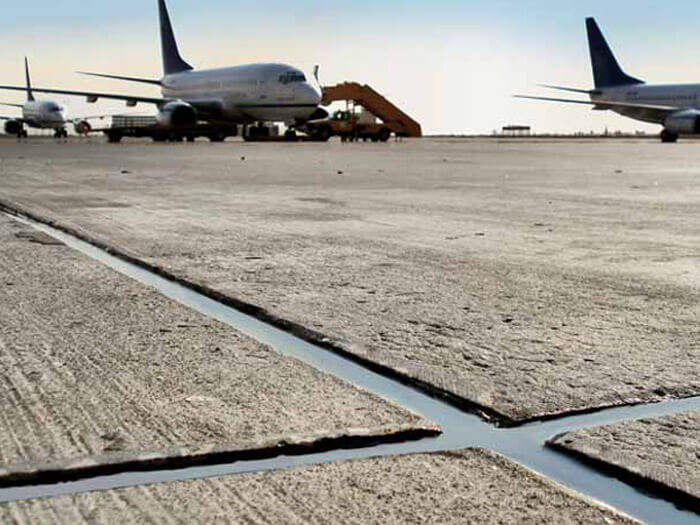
[2,209,700,524]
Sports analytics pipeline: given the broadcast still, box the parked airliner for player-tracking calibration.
[517,18,700,143]
[0,0,325,141]
[0,59,132,138]
[0,58,69,138]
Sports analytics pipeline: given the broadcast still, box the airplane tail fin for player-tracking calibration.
[158,0,194,75]
[25,57,35,102]
[586,18,644,88]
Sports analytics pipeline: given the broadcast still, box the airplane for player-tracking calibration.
[0,0,326,143]
[516,17,700,143]
[0,58,70,138]
[0,58,140,139]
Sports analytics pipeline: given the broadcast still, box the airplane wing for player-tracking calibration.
[68,112,151,123]
[514,95,677,123]
[0,85,224,120]
[76,72,163,86]
[0,85,165,107]
[0,102,24,108]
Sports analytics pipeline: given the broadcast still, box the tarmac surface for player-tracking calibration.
[0,213,427,483]
[0,448,637,524]
[2,137,700,521]
[0,138,698,423]
[551,411,700,506]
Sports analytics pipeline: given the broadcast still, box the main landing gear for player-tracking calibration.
[54,128,68,139]
[660,129,678,143]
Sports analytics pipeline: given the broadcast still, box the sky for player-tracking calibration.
[2,1,700,135]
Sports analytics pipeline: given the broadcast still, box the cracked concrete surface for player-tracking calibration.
[0,138,699,422]
[551,411,700,504]
[0,449,638,524]
[0,213,427,479]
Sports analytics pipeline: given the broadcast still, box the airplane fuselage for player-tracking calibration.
[591,84,700,125]
[22,100,67,129]
[161,63,321,123]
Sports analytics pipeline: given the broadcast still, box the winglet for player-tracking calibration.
[25,57,35,102]
[158,0,194,75]
[586,17,643,88]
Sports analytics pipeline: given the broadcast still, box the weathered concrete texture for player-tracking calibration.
[1,139,699,422]
[551,412,700,505]
[0,214,427,478]
[0,448,638,524]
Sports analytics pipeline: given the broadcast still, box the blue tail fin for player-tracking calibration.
[158,0,193,75]
[25,57,35,102]
[586,18,643,88]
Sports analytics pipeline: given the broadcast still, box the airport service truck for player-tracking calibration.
[305,109,394,142]
[302,82,422,142]
[103,116,238,143]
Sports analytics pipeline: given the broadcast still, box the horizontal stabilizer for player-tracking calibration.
[0,102,24,108]
[77,72,162,86]
[538,84,601,96]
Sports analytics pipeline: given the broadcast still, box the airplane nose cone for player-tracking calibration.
[302,82,322,106]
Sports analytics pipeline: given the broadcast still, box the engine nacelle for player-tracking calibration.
[157,101,197,128]
[4,120,21,136]
[664,109,700,135]
[74,120,92,135]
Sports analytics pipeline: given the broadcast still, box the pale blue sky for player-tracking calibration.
[1,1,699,134]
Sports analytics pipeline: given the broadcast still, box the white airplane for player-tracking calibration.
[517,17,700,143]
[0,58,70,138]
[0,58,122,138]
[0,0,326,142]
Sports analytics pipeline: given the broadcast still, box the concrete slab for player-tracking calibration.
[0,214,429,482]
[1,139,699,422]
[0,448,638,524]
[550,412,700,507]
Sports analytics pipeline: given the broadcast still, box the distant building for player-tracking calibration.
[501,125,531,137]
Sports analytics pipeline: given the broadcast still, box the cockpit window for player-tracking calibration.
[279,71,306,85]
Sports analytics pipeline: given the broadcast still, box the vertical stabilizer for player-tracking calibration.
[25,57,35,102]
[586,18,643,88]
[158,0,194,75]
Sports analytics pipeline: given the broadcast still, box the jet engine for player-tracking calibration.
[664,109,700,134]
[74,120,92,135]
[4,120,21,136]
[156,101,197,128]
